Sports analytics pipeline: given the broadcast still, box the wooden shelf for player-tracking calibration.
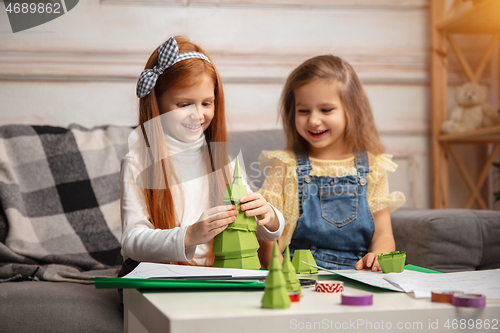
[439,125,500,143]
[431,0,500,209]
[437,0,500,34]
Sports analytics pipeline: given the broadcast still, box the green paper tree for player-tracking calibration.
[282,245,302,297]
[212,157,261,269]
[261,242,291,309]
[291,249,318,274]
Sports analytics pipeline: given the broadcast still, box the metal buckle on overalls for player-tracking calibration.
[304,175,312,183]
[358,172,367,186]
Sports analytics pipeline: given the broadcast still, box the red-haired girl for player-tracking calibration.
[259,55,405,271]
[120,36,283,273]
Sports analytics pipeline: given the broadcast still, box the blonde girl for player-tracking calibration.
[259,55,405,271]
[119,36,283,274]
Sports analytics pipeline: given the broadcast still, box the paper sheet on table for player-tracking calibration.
[123,262,269,279]
[331,270,405,292]
[299,262,404,292]
[383,269,500,299]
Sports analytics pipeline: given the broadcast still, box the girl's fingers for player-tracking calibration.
[245,206,267,217]
[355,253,379,270]
[367,253,381,270]
[209,224,229,237]
[365,253,376,268]
[205,210,238,223]
[206,205,235,217]
[212,213,237,227]
[372,258,381,271]
[257,215,270,225]
[240,198,266,212]
[190,208,237,245]
[203,215,235,234]
[239,192,262,204]
[355,258,365,270]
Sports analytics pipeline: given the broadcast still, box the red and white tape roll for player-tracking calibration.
[315,281,344,293]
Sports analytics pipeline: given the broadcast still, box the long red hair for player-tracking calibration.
[137,36,230,265]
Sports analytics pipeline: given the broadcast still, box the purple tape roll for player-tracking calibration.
[451,294,486,308]
[341,294,373,306]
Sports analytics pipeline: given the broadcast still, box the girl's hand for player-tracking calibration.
[239,192,279,232]
[185,205,238,247]
[357,208,394,272]
[355,252,381,272]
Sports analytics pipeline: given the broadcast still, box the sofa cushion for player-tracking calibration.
[391,209,500,272]
[0,208,7,244]
[0,124,132,281]
[0,281,122,333]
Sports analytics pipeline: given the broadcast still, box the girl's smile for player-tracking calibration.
[181,122,203,132]
[294,80,351,160]
[308,129,329,138]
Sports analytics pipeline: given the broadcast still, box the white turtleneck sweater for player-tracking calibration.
[120,133,284,265]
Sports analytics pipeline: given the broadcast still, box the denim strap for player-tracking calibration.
[354,150,371,184]
[296,154,312,216]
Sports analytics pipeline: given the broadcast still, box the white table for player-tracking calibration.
[123,274,500,333]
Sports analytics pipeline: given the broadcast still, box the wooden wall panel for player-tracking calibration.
[0,81,138,127]
[0,0,445,209]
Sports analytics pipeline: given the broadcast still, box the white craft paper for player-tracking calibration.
[300,261,404,292]
[123,262,269,279]
[383,269,500,299]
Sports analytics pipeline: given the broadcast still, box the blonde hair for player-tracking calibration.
[280,55,384,155]
[137,36,230,265]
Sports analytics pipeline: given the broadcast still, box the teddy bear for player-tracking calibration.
[441,82,499,133]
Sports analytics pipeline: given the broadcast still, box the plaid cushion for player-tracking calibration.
[0,124,132,281]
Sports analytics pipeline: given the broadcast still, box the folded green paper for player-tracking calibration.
[92,277,265,291]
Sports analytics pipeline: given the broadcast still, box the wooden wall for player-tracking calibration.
[1,0,496,209]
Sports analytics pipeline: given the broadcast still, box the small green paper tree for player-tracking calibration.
[261,242,291,309]
[212,157,260,269]
[291,249,318,274]
[377,251,406,273]
[282,245,302,297]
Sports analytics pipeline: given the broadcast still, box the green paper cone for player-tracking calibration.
[212,156,260,270]
[261,243,291,309]
[377,251,406,273]
[212,254,261,270]
[282,246,302,297]
[212,229,260,259]
[291,249,318,274]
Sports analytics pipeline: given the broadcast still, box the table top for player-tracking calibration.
[124,273,500,333]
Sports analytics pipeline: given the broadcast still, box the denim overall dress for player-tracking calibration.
[289,150,375,269]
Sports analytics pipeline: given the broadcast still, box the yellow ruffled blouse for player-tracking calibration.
[258,150,406,252]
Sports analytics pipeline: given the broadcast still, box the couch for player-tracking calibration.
[0,125,499,333]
